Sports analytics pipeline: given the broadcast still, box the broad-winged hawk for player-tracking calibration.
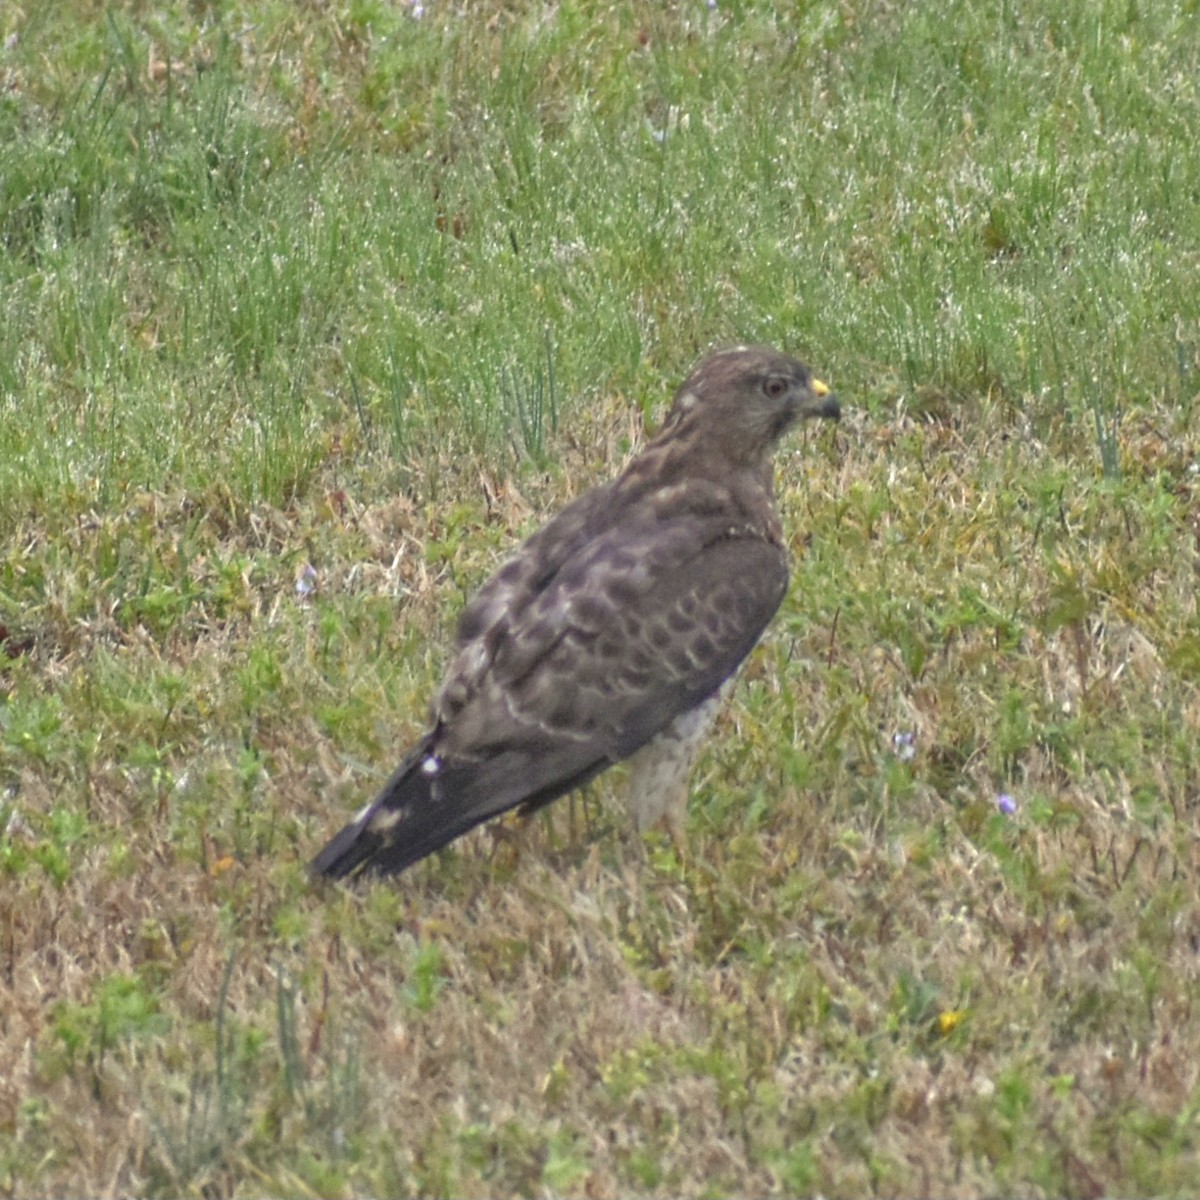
[311,345,839,878]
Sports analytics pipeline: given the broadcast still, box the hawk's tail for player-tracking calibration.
[311,741,612,880]
[309,740,490,880]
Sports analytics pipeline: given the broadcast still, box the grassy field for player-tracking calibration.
[2,0,1199,1195]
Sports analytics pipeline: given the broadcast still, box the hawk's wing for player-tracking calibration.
[312,513,787,877]
[443,515,787,771]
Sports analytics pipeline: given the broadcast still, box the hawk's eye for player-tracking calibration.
[763,376,789,399]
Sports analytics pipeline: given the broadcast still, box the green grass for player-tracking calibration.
[2,0,1199,1195]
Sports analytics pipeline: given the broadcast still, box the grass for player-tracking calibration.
[1,0,1199,1194]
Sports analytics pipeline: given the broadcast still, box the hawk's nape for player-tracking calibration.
[310,345,839,881]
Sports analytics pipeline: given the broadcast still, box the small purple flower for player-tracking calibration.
[295,563,318,598]
[997,793,1017,816]
[892,730,916,762]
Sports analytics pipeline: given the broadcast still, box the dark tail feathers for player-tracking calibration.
[310,740,615,881]
[309,741,502,880]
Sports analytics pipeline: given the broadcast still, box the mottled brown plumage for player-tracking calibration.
[310,346,839,879]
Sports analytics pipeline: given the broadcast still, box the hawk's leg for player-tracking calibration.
[508,781,606,865]
[625,696,720,851]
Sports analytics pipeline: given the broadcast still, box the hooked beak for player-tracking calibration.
[805,377,841,421]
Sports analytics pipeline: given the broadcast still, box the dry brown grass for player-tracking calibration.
[5,390,1200,1197]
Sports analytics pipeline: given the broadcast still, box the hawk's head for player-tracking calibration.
[663,346,840,451]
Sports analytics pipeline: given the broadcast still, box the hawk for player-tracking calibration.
[311,346,839,879]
